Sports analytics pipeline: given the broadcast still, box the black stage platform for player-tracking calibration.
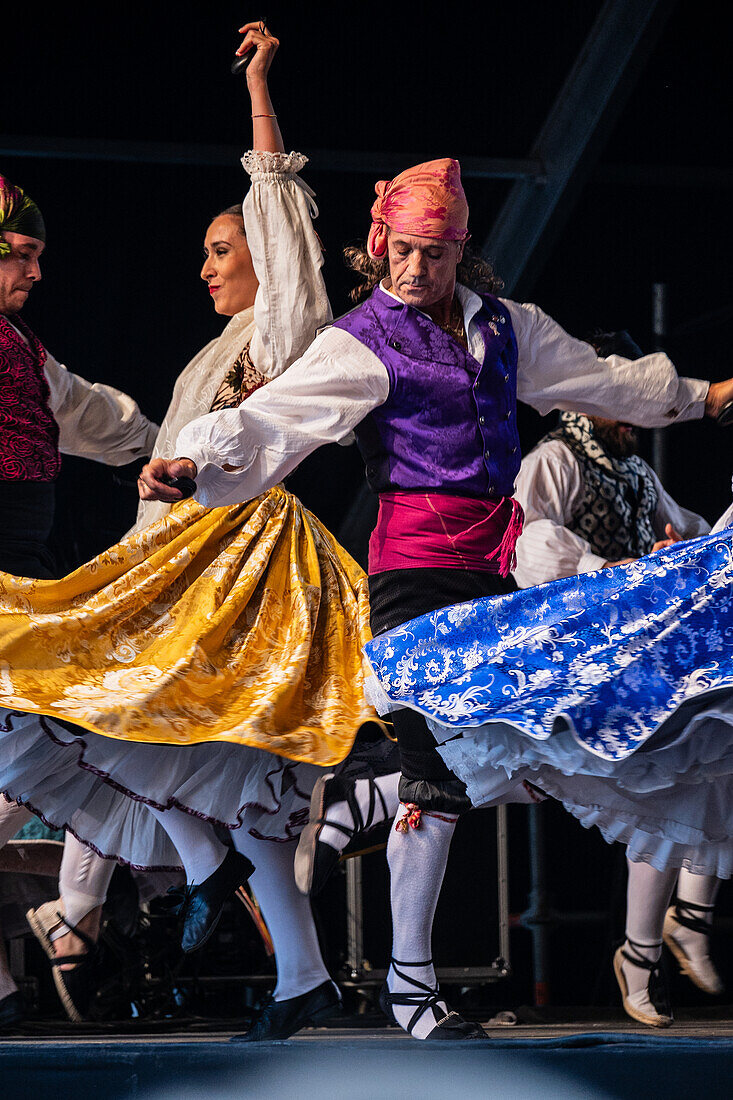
[4,1009,733,1100]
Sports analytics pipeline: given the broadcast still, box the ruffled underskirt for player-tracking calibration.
[0,488,382,870]
[364,529,733,876]
[0,708,323,870]
[438,696,733,877]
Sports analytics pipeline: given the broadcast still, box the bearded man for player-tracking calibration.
[513,330,710,584]
[513,330,723,1025]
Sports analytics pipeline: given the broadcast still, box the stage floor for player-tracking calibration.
[4,1011,733,1100]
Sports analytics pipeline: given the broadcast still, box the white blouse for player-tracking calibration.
[176,282,709,510]
[132,149,331,533]
[512,439,711,588]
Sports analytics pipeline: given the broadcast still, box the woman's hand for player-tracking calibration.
[138,457,198,502]
[236,20,279,85]
[236,19,284,153]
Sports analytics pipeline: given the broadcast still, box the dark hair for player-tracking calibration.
[343,238,503,304]
[587,329,644,359]
[212,204,246,234]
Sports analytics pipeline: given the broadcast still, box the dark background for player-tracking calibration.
[4,1,733,1012]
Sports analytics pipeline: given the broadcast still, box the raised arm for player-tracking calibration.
[237,20,284,153]
[507,299,733,426]
[139,17,336,506]
[237,19,330,378]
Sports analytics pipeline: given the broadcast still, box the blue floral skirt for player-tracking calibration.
[364,527,733,877]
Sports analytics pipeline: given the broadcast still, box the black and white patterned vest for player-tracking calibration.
[542,413,658,561]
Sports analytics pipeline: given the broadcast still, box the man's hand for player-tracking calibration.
[602,557,637,568]
[705,378,733,419]
[138,457,198,502]
[651,523,683,553]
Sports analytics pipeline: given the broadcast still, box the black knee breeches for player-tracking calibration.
[391,707,472,814]
[369,566,515,815]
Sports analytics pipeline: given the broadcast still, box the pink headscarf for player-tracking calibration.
[367,158,469,260]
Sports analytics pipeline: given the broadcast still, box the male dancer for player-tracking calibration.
[512,341,723,1023]
[0,173,158,1025]
[142,158,733,1040]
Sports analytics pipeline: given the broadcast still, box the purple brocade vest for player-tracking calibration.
[333,287,520,498]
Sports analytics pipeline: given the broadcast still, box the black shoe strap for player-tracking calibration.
[621,939,662,972]
[384,962,443,1034]
[365,779,389,830]
[674,899,715,936]
[52,912,97,951]
[318,777,390,840]
[51,952,93,968]
[621,939,670,1016]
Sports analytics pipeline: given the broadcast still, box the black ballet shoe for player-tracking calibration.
[295,773,390,897]
[613,939,673,1028]
[0,991,24,1029]
[168,849,254,954]
[232,979,342,1041]
[379,958,488,1041]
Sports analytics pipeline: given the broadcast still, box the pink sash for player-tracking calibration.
[369,491,524,576]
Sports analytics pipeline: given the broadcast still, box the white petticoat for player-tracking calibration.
[437,693,733,878]
[0,708,322,870]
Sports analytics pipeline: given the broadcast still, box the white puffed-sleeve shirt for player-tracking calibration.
[132,149,332,533]
[512,439,711,588]
[3,315,158,466]
[176,283,709,510]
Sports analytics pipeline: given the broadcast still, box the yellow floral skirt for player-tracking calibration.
[0,487,376,766]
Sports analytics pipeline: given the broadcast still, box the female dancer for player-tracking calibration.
[363,501,733,1029]
[0,20,378,1036]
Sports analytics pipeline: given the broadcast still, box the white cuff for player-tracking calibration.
[577,550,610,574]
[241,149,308,178]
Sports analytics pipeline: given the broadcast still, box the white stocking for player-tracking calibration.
[319,773,401,851]
[626,858,679,946]
[386,804,457,1039]
[623,857,677,1004]
[232,820,331,1002]
[56,834,116,934]
[0,799,32,847]
[676,869,720,909]
[667,869,723,993]
[0,801,32,1001]
[147,806,227,885]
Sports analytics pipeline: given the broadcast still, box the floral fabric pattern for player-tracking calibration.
[367,158,469,258]
[364,528,733,761]
[0,315,59,480]
[0,488,375,765]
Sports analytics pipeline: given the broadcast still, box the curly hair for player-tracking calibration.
[342,238,503,304]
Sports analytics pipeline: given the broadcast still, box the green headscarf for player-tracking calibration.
[0,174,46,257]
